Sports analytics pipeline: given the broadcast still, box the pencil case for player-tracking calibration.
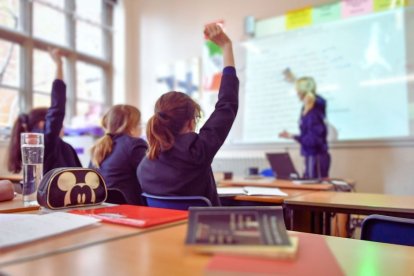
[37,167,108,210]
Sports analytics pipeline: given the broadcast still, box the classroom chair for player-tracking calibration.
[106,188,127,204]
[142,193,212,210]
[360,214,414,246]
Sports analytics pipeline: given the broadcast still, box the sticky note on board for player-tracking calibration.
[373,0,407,11]
[286,7,312,30]
[342,0,373,18]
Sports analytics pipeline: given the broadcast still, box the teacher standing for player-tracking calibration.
[279,76,330,178]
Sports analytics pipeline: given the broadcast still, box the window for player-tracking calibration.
[75,61,104,125]
[33,0,66,45]
[0,39,19,127]
[0,0,19,30]
[75,0,104,57]
[0,0,113,133]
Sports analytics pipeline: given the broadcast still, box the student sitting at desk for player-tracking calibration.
[137,24,239,206]
[90,105,148,205]
[7,49,82,175]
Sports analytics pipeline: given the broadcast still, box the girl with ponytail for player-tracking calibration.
[90,105,147,205]
[7,49,81,174]
[137,24,239,206]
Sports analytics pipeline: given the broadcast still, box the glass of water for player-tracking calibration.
[21,133,44,205]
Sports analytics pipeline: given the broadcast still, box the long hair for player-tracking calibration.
[8,108,48,173]
[147,91,201,160]
[90,105,141,168]
[296,77,317,115]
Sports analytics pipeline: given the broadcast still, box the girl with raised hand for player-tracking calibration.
[8,49,82,174]
[137,24,239,206]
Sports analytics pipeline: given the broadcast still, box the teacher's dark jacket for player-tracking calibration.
[294,95,328,156]
[137,67,239,206]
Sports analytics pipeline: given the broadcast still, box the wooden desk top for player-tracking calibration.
[232,188,316,204]
[284,191,414,215]
[0,195,40,213]
[0,175,22,183]
[219,178,333,191]
[2,224,414,276]
[0,216,186,267]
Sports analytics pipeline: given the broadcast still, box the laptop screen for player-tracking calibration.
[265,153,299,180]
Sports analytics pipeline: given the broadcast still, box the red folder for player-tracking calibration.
[70,205,187,228]
[205,232,344,276]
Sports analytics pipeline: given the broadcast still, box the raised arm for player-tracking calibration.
[204,24,234,67]
[44,48,66,144]
[196,24,239,163]
[49,48,63,80]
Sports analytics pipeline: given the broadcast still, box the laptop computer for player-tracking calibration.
[265,153,300,180]
[265,153,320,182]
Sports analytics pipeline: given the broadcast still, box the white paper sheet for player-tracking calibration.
[0,212,101,248]
[243,186,288,197]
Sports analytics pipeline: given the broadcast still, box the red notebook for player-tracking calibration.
[70,205,188,228]
[205,232,344,276]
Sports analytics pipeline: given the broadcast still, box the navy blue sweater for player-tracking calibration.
[137,67,239,206]
[91,135,148,205]
[43,80,82,174]
[294,95,328,156]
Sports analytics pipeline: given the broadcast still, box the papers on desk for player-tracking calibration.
[217,186,288,197]
[0,212,100,249]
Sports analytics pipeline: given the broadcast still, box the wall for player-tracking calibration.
[123,0,414,195]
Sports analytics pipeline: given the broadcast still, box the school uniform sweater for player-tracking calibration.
[137,67,239,206]
[43,80,82,174]
[91,135,148,205]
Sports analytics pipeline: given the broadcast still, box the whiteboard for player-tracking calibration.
[227,7,414,145]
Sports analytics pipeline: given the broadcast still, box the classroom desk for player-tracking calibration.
[284,191,414,234]
[0,195,40,213]
[0,175,22,183]
[219,178,333,191]
[0,216,186,267]
[1,223,414,276]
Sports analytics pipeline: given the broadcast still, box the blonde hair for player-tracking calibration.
[296,77,317,115]
[90,105,141,168]
[146,91,201,160]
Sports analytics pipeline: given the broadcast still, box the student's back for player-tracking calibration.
[137,24,238,206]
[90,105,147,205]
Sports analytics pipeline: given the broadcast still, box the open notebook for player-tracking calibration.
[0,212,100,249]
[217,186,288,197]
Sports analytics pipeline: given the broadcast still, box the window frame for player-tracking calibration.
[0,0,114,133]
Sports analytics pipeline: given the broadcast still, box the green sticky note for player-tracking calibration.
[374,0,407,11]
[313,2,341,24]
[205,41,222,57]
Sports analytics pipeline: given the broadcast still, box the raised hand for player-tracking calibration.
[48,47,63,80]
[279,130,292,139]
[204,23,231,48]
[204,23,234,67]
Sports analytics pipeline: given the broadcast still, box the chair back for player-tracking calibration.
[361,214,414,246]
[106,188,127,204]
[142,193,212,210]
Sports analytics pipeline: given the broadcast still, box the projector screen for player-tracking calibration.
[231,6,414,144]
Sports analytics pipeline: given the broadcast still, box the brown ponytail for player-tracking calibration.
[90,105,141,168]
[147,91,200,160]
[8,108,48,173]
